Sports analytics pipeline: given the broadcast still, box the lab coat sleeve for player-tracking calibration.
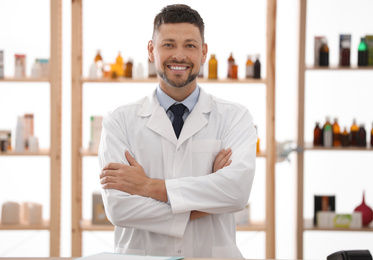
[98,111,190,238]
[166,108,256,214]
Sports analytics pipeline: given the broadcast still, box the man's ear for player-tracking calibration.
[201,43,208,64]
[148,40,155,62]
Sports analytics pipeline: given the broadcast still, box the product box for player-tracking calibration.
[339,34,351,66]
[92,192,111,225]
[365,35,373,66]
[314,36,326,66]
[15,54,26,78]
[317,212,362,228]
[314,195,335,225]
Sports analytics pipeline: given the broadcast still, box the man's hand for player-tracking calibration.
[191,148,233,221]
[213,148,232,173]
[100,151,168,202]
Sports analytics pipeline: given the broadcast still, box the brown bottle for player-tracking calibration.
[332,118,341,146]
[341,41,350,67]
[208,54,218,79]
[319,39,329,66]
[341,127,349,147]
[371,123,373,147]
[254,54,261,79]
[313,122,322,146]
[231,64,238,79]
[350,119,359,146]
[227,53,235,78]
[124,58,133,78]
[357,124,366,147]
[94,50,102,63]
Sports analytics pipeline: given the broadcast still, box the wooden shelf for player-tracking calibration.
[0,0,63,256]
[304,143,373,151]
[303,219,373,232]
[0,148,50,156]
[0,77,49,82]
[80,220,113,231]
[306,66,373,71]
[237,220,266,231]
[0,220,49,230]
[82,77,266,84]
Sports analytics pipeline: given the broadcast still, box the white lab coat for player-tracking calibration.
[98,87,256,259]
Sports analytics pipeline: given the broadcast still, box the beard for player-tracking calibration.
[156,62,199,88]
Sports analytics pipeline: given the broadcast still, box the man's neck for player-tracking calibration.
[159,80,197,102]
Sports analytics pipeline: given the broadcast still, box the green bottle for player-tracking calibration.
[358,37,368,66]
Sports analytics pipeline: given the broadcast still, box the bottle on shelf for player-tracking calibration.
[254,54,261,79]
[231,64,238,79]
[246,55,254,78]
[341,127,349,147]
[322,117,332,147]
[208,54,218,79]
[340,40,350,67]
[319,39,329,67]
[227,53,235,78]
[332,118,341,146]
[357,124,367,147]
[94,50,103,63]
[115,52,124,77]
[124,58,133,78]
[94,50,103,78]
[358,37,368,67]
[350,119,359,146]
[371,123,373,147]
[313,122,322,146]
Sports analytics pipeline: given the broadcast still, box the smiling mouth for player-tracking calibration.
[167,65,190,71]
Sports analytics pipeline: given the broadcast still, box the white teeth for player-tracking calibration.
[170,66,187,70]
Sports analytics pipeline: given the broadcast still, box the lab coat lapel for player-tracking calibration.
[139,91,178,146]
[177,89,213,148]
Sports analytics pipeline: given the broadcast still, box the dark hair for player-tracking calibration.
[152,4,205,43]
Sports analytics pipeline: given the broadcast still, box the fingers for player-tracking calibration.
[213,148,232,173]
[125,150,140,167]
[102,162,122,171]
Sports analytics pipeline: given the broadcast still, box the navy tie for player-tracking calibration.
[169,103,187,139]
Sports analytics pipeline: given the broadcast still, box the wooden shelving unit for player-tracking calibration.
[71,0,276,257]
[296,0,373,258]
[0,0,62,256]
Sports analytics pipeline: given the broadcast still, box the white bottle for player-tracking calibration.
[15,116,25,152]
[31,59,42,78]
[136,63,144,79]
[89,62,98,79]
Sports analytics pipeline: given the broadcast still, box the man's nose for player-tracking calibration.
[171,48,187,62]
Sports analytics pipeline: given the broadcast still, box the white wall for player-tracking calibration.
[0,0,373,258]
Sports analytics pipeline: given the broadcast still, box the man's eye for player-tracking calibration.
[164,44,172,47]
[187,44,196,48]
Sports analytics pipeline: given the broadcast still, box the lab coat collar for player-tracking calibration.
[139,88,213,147]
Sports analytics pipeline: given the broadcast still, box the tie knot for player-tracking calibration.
[169,103,187,116]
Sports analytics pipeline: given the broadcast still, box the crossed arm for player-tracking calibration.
[100,148,232,220]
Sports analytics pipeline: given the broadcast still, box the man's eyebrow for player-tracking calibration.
[161,38,199,43]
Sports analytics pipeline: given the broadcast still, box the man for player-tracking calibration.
[99,4,256,258]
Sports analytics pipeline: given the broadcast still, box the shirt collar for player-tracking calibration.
[156,85,200,113]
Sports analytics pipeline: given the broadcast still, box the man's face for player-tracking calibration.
[148,23,207,89]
